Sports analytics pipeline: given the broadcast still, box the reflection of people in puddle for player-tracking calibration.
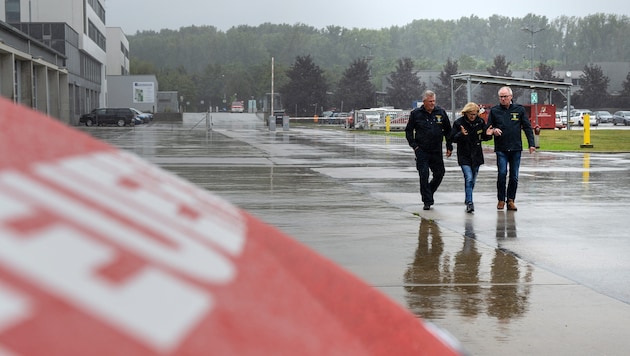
[489,214,533,321]
[404,218,446,319]
[496,210,517,240]
[453,216,482,317]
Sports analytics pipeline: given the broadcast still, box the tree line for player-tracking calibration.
[128,13,630,113]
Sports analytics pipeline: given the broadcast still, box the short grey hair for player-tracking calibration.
[498,86,512,95]
[422,90,436,100]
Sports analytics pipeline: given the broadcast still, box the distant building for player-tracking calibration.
[157,91,179,113]
[106,27,130,76]
[107,75,158,113]
[0,0,137,124]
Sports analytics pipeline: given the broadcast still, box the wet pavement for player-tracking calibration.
[77,113,630,355]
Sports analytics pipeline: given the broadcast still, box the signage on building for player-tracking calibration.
[133,82,155,103]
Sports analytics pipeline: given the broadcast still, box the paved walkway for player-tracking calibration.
[81,114,630,355]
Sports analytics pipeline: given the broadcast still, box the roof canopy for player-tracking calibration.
[450,72,574,127]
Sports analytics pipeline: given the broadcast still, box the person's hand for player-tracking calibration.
[446,150,452,158]
[529,146,536,154]
[460,126,468,135]
[486,125,494,136]
[493,127,502,136]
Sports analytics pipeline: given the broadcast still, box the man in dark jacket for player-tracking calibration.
[451,102,494,213]
[405,90,453,210]
[487,86,536,211]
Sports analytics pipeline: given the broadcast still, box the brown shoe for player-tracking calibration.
[507,199,517,211]
[497,200,505,210]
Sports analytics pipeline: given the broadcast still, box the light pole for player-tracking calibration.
[361,43,374,78]
[521,26,546,79]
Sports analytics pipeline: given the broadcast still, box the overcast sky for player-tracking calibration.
[104,0,630,35]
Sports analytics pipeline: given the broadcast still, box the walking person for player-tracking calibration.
[405,90,453,210]
[450,102,494,213]
[486,86,536,211]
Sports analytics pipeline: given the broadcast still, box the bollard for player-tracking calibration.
[580,113,593,148]
[534,125,541,148]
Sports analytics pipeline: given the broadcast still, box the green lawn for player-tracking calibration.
[527,128,630,152]
[376,128,630,152]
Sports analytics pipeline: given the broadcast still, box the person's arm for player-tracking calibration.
[443,111,453,156]
[520,107,536,152]
[480,117,493,141]
[404,113,418,151]
[450,120,464,143]
[487,108,502,137]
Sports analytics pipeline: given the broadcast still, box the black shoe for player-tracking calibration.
[466,202,474,213]
[423,204,431,210]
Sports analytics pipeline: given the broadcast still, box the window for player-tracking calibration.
[5,0,20,23]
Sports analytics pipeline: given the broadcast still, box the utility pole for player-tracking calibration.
[521,26,546,79]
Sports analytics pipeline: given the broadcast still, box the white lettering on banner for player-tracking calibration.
[9,166,237,284]
[0,151,248,351]
[37,151,246,256]
[0,206,212,351]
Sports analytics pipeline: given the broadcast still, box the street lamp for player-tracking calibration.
[361,43,374,78]
[521,26,546,79]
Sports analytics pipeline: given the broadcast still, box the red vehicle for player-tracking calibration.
[231,101,244,113]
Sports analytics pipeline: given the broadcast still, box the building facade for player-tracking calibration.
[0,0,126,125]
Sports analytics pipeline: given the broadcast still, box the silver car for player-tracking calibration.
[612,111,630,126]
[593,110,613,123]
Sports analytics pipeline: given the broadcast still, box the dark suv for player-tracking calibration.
[79,108,136,127]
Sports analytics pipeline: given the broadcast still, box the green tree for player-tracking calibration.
[535,62,565,106]
[433,58,463,110]
[130,58,158,75]
[336,58,376,111]
[622,72,630,96]
[479,55,515,104]
[385,58,424,109]
[575,63,609,108]
[159,66,198,111]
[612,72,630,107]
[280,55,328,116]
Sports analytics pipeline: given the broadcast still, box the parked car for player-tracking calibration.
[569,109,597,126]
[555,112,566,129]
[79,108,136,127]
[130,108,152,123]
[612,111,630,126]
[131,115,144,125]
[592,110,613,123]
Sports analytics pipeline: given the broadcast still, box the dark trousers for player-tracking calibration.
[415,150,445,205]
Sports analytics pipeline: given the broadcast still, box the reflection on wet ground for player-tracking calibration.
[404,219,532,322]
[77,114,630,355]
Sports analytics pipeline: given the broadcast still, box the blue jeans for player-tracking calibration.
[496,150,521,202]
[460,165,480,204]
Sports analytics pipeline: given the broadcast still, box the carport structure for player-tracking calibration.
[450,73,574,129]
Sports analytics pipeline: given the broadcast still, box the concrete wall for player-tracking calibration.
[106,74,158,112]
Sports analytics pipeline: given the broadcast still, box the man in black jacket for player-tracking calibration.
[487,86,536,211]
[405,90,453,210]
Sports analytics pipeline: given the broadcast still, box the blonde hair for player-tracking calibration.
[461,102,480,115]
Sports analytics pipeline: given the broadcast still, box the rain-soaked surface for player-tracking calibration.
[77,113,630,355]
